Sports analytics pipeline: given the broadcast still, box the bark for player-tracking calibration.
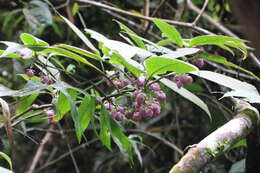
[169,102,259,173]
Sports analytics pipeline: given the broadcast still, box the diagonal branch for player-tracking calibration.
[169,100,259,173]
[76,0,213,35]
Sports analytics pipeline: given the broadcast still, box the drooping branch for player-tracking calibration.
[169,101,259,173]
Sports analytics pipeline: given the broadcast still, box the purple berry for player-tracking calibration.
[172,75,181,82]
[136,93,146,105]
[121,79,129,87]
[26,69,35,77]
[104,103,112,111]
[133,90,142,97]
[19,52,26,57]
[183,75,193,84]
[106,81,113,87]
[117,106,125,114]
[45,110,55,117]
[149,83,161,91]
[151,103,161,116]
[138,107,146,117]
[136,76,145,87]
[176,80,183,89]
[156,91,166,101]
[125,111,133,118]
[115,113,124,121]
[133,102,141,109]
[195,59,205,68]
[110,110,118,119]
[41,76,53,84]
[144,109,154,118]
[132,112,142,121]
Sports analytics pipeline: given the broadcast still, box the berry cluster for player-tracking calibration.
[102,75,166,121]
[25,69,53,84]
[171,74,193,88]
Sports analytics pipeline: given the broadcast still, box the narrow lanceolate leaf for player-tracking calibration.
[110,52,144,76]
[59,15,99,53]
[77,95,96,142]
[16,94,38,114]
[160,48,200,59]
[189,35,247,47]
[99,106,111,150]
[37,47,102,73]
[152,18,183,47]
[54,44,102,60]
[159,78,211,119]
[20,33,49,46]
[194,53,260,81]
[0,152,12,170]
[115,20,146,49]
[0,42,24,58]
[145,57,198,77]
[222,90,260,103]
[0,98,13,146]
[0,167,13,173]
[190,71,259,95]
[109,117,133,161]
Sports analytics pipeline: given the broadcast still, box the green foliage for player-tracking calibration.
[152,18,184,47]
[0,152,12,170]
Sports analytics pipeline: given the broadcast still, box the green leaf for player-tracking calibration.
[72,3,79,16]
[109,117,133,160]
[54,44,102,60]
[222,90,260,103]
[17,94,38,114]
[144,57,198,77]
[189,35,248,57]
[115,20,146,49]
[110,52,144,76]
[190,70,259,95]
[189,35,247,47]
[99,106,111,150]
[86,29,153,59]
[77,95,96,142]
[152,18,183,47]
[59,15,99,53]
[194,53,260,81]
[20,33,49,46]
[0,42,24,58]
[159,78,211,119]
[160,48,200,59]
[54,89,78,121]
[157,39,174,46]
[0,50,21,59]
[0,152,12,170]
[37,47,102,73]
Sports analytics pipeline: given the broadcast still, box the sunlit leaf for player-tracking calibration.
[153,18,183,47]
[159,78,211,119]
[0,152,12,170]
[145,57,198,77]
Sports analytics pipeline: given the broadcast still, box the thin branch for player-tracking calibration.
[35,139,98,172]
[76,0,213,35]
[27,125,54,173]
[128,129,183,155]
[186,0,260,68]
[192,0,209,25]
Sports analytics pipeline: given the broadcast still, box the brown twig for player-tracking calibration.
[35,138,98,172]
[27,125,54,173]
[186,0,260,68]
[76,0,213,35]
[192,0,209,25]
[128,129,183,155]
